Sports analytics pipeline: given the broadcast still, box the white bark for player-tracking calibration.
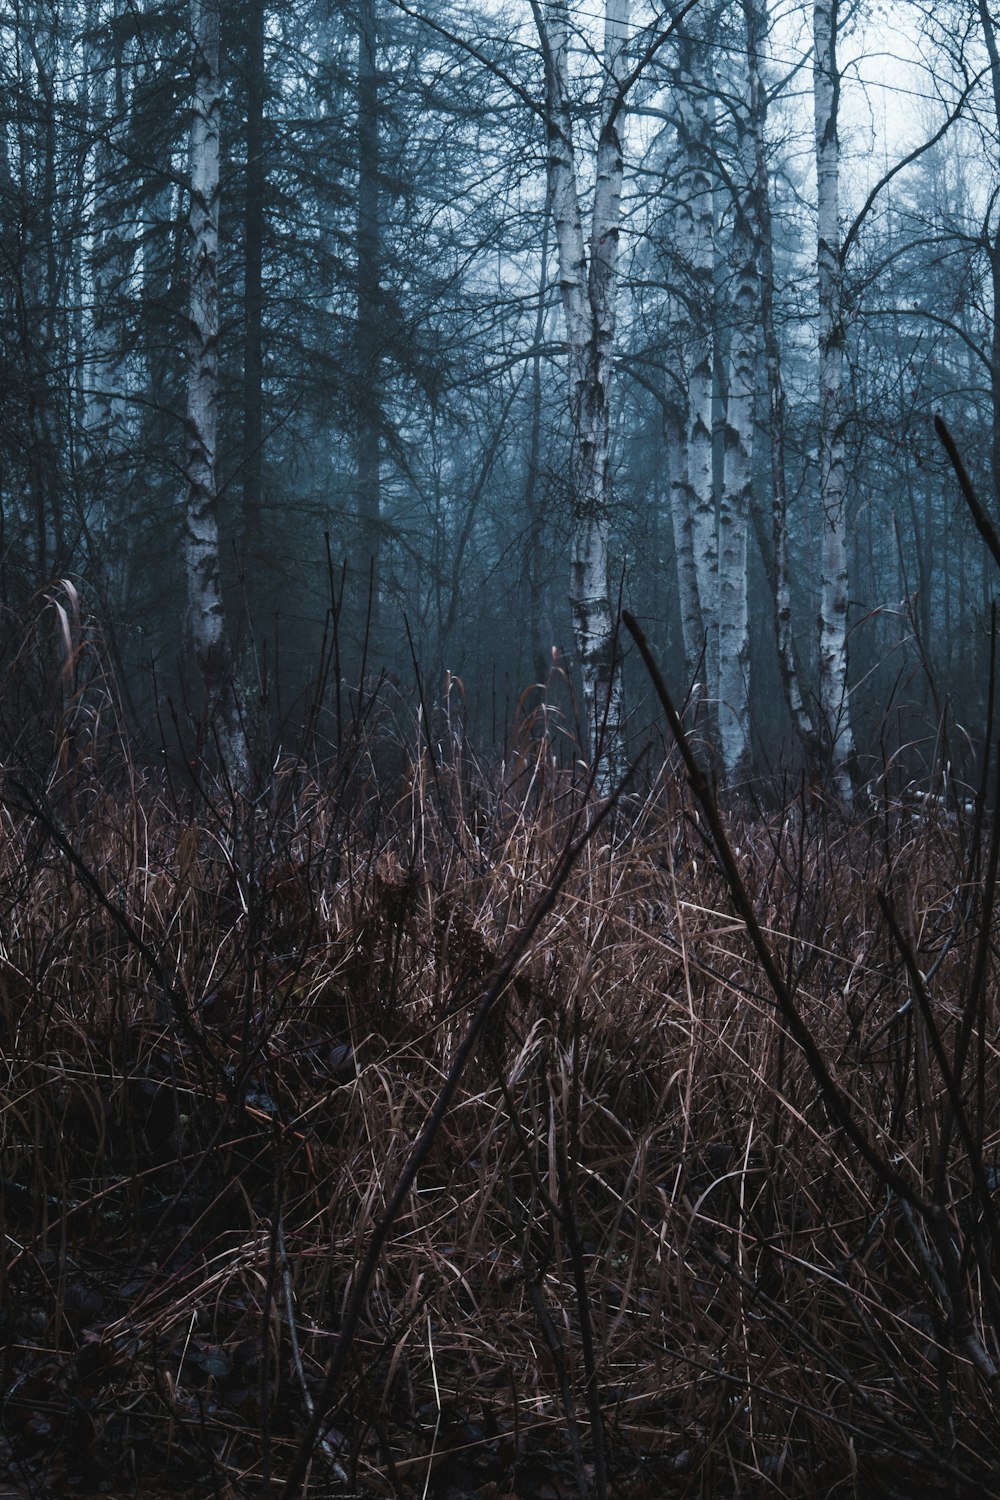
[536,0,628,787]
[666,408,705,676]
[814,0,854,798]
[743,0,815,755]
[84,18,133,462]
[718,145,755,781]
[183,0,246,776]
[672,50,718,718]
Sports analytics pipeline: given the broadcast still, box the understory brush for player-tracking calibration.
[1,614,998,1498]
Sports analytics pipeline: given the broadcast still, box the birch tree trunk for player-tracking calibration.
[675,61,718,710]
[814,0,854,798]
[183,0,246,776]
[665,42,719,736]
[534,0,628,785]
[743,0,817,755]
[86,57,131,458]
[977,0,1000,521]
[665,406,705,678]
[242,0,266,561]
[522,182,553,684]
[717,126,755,780]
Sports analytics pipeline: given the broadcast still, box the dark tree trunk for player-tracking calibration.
[242,0,266,562]
[356,0,382,651]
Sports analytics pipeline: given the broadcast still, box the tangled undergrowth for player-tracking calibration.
[2,615,1000,1498]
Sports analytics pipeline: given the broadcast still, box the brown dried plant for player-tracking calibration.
[0,597,998,1499]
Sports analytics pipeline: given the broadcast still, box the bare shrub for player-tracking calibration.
[1,604,999,1498]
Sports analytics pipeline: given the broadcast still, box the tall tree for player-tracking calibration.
[242,0,266,559]
[656,27,723,743]
[183,0,245,772]
[813,0,854,797]
[355,0,382,648]
[717,82,755,780]
[531,0,629,780]
[976,0,1000,524]
[674,34,719,716]
[741,0,816,757]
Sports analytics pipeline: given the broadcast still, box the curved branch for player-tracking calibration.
[388,0,544,116]
[840,69,981,266]
[862,305,994,378]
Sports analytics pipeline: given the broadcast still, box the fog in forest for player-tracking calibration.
[2,0,996,793]
[12,8,1000,1497]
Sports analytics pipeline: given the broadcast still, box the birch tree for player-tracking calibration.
[717,106,755,779]
[673,39,718,713]
[657,57,716,709]
[741,0,817,756]
[658,20,750,778]
[85,38,131,460]
[975,0,1000,522]
[242,0,266,560]
[183,0,245,775]
[814,0,854,797]
[531,0,629,780]
[664,394,706,686]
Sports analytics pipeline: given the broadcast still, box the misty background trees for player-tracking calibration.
[0,0,996,787]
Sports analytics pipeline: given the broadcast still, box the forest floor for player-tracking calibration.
[2,692,1000,1499]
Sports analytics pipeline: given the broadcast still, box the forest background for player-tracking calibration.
[2,0,995,786]
[7,3,1000,1499]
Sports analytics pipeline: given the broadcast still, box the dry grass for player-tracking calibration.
[1,605,999,1498]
